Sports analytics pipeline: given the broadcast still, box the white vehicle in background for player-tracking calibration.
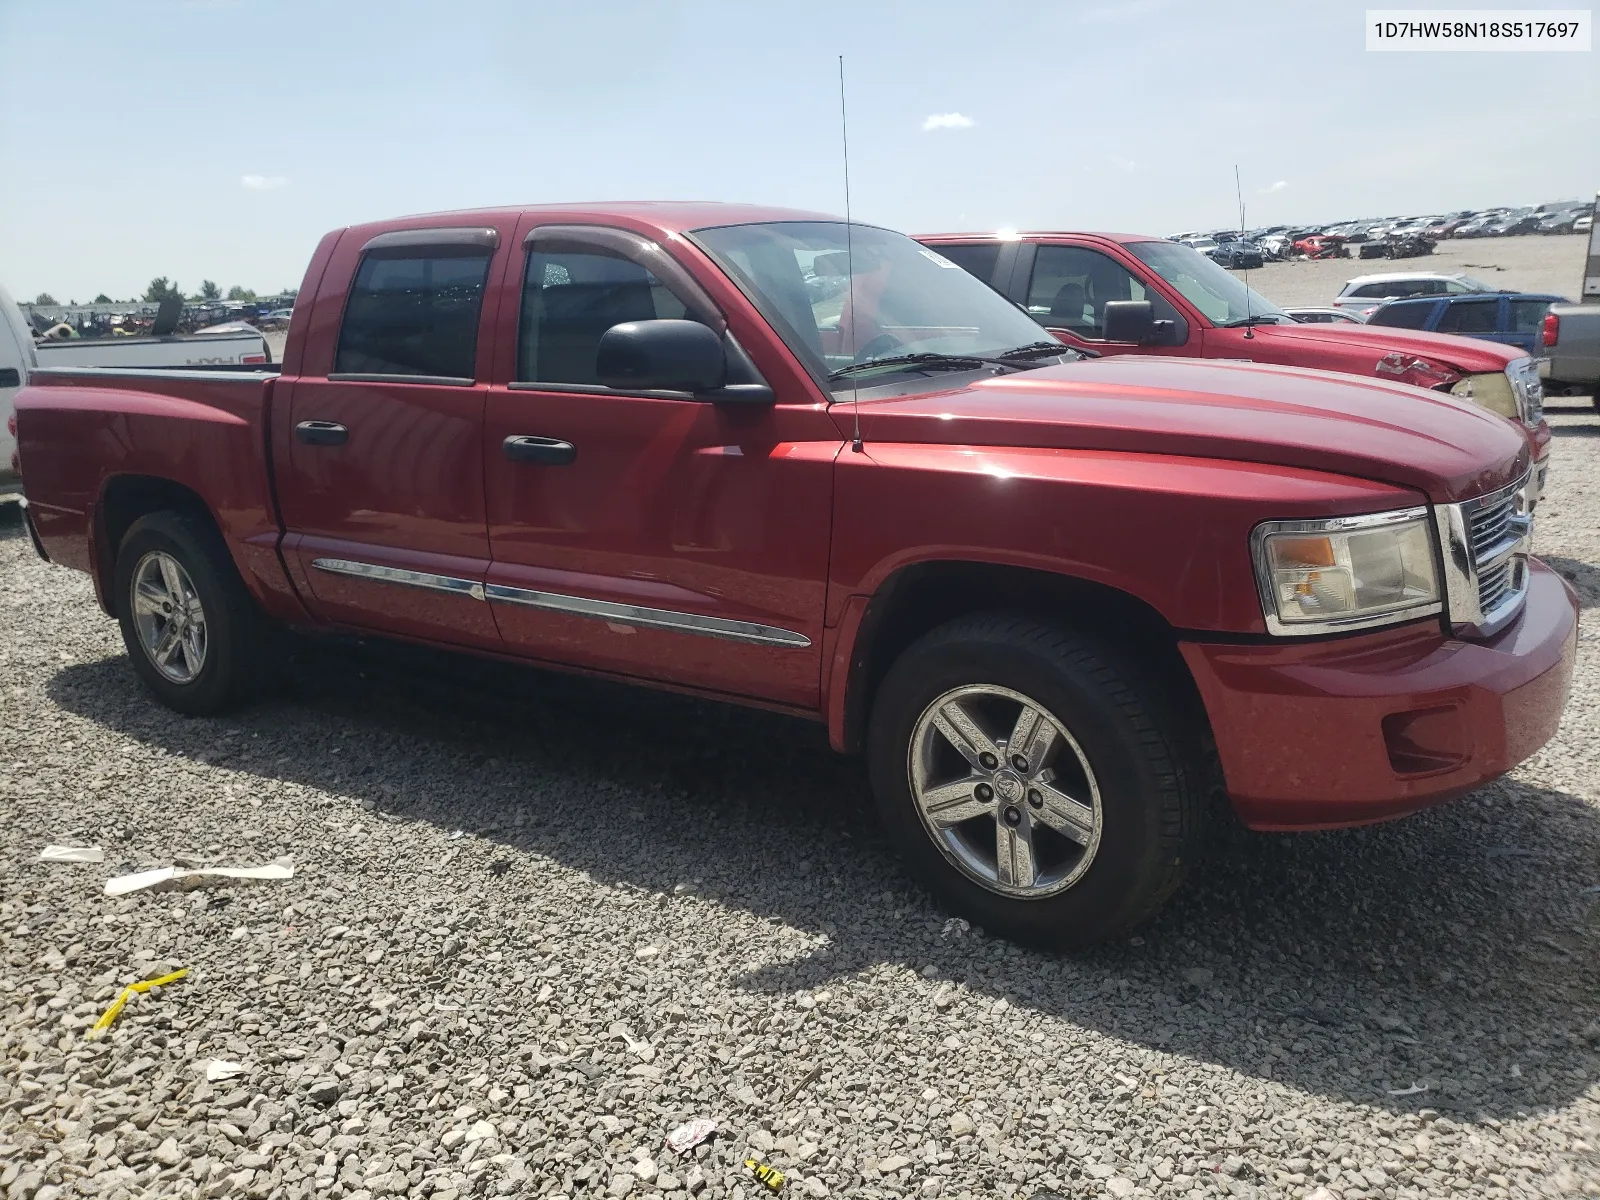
[1282,306,1368,324]
[1330,271,1499,317]
[1,282,36,498]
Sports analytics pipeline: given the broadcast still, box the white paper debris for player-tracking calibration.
[665,1117,717,1154]
[1386,1081,1429,1096]
[104,857,294,896]
[204,1059,247,1081]
[41,845,105,863]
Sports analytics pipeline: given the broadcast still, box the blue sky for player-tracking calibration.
[1,0,1595,301]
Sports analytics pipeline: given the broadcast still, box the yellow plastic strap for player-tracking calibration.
[88,968,189,1039]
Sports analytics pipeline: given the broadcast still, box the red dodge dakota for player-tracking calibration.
[917,231,1553,503]
[13,203,1579,946]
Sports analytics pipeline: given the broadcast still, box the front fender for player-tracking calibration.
[828,442,1422,633]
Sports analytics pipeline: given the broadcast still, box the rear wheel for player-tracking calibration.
[867,613,1205,948]
[114,510,268,715]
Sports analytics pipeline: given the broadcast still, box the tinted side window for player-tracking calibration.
[1437,299,1500,334]
[1026,246,1176,338]
[1367,301,1435,329]
[335,253,491,379]
[519,248,698,385]
[932,243,1002,287]
[1348,283,1388,298]
[1509,298,1551,334]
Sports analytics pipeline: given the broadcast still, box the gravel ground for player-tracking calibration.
[1,407,1598,1200]
[1239,234,1589,311]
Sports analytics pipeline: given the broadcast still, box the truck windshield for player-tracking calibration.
[690,221,1063,392]
[1127,240,1289,327]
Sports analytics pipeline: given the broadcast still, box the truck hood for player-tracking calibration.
[1252,320,1520,372]
[858,356,1527,503]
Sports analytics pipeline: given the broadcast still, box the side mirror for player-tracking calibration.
[1101,300,1155,344]
[597,319,725,393]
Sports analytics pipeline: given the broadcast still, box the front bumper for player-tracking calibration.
[1180,560,1577,831]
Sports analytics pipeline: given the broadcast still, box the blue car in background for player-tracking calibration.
[1365,291,1567,357]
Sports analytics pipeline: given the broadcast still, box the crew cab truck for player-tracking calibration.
[14,204,1579,947]
[920,233,1553,502]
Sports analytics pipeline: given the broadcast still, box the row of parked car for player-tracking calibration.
[1171,201,1594,271]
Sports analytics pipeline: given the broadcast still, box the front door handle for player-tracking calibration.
[295,420,349,446]
[503,435,576,466]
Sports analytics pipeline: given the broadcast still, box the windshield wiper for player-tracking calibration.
[827,352,1022,381]
[996,340,1100,361]
[1219,314,1288,328]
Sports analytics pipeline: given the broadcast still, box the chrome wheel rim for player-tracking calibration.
[908,684,1102,899]
[131,551,208,684]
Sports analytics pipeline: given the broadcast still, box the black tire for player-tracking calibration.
[867,613,1204,949]
[114,510,268,716]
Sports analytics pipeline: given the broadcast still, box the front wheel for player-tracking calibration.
[114,510,268,716]
[867,614,1205,948]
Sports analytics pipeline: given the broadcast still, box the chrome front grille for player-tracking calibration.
[1436,473,1533,638]
[1475,556,1515,613]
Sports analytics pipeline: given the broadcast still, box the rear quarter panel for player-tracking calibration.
[15,372,298,618]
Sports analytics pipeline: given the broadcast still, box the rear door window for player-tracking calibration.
[1367,301,1436,329]
[335,253,492,379]
[1437,299,1501,334]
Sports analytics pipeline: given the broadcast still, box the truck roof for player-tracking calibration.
[340,201,844,240]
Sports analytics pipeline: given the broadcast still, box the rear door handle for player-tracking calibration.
[296,421,348,446]
[503,435,576,466]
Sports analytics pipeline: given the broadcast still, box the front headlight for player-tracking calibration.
[1505,356,1543,427]
[1449,372,1518,419]
[1251,508,1442,635]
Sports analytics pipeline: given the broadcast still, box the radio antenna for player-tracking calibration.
[1235,163,1254,340]
[840,55,863,452]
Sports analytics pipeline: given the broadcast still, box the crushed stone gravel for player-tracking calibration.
[0,402,1597,1200]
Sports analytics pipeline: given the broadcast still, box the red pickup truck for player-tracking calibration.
[14,203,1578,946]
[917,232,1553,502]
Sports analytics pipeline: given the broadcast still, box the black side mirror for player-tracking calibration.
[1101,300,1155,344]
[597,319,725,393]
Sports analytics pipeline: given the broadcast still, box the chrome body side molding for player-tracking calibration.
[308,557,811,649]
[483,583,811,648]
[311,558,486,601]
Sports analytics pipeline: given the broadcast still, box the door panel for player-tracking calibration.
[484,388,836,706]
[272,222,513,649]
[277,377,501,646]
[480,220,838,707]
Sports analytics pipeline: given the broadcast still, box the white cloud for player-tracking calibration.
[921,112,975,132]
[241,174,288,190]
[1259,180,1289,194]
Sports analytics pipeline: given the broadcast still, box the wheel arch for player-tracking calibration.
[93,474,222,617]
[832,559,1211,757]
